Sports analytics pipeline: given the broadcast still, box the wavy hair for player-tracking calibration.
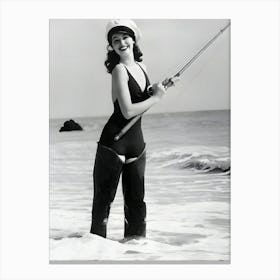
[104,44,143,74]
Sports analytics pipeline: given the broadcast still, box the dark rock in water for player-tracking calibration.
[59,119,83,132]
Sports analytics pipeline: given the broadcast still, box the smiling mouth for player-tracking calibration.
[119,46,128,51]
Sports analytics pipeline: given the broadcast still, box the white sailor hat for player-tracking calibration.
[106,19,141,45]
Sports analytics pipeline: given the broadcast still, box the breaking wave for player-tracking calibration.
[147,147,230,174]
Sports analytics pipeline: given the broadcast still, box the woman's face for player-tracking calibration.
[111,33,134,58]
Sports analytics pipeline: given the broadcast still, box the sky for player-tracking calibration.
[49,19,230,119]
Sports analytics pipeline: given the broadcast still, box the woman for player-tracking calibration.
[90,19,173,239]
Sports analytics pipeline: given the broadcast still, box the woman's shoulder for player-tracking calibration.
[113,63,126,71]
[112,63,129,81]
[112,63,127,75]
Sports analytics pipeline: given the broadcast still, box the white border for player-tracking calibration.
[1,0,280,279]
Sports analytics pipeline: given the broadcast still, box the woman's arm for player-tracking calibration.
[112,64,165,119]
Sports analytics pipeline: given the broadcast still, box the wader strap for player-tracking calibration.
[97,142,146,165]
[125,144,146,165]
[97,142,125,163]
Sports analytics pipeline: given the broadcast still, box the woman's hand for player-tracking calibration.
[169,76,180,86]
[151,82,166,100]
[162,76,181,88]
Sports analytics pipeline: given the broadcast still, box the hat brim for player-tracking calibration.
[107,26,136,45]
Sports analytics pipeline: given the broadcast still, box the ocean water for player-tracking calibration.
[49,110,230,263]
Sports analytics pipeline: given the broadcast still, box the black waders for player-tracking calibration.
[122,150,146,238]
[90,144,123,237]
[90,143,146,239]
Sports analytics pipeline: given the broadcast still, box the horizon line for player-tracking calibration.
[50,108,230,121]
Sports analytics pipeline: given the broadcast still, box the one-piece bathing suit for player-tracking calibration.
[99,63,151,159]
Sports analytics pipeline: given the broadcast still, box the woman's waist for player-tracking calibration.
[100,115,142,139]
[99,124,145,157]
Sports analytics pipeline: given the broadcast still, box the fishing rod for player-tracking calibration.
[114,22,230,141]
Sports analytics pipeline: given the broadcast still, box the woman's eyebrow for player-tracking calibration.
[112,34,127,40]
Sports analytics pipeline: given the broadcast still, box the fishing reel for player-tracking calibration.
[147,77,177,96]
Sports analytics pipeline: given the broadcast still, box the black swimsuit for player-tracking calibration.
[99,63,151,158]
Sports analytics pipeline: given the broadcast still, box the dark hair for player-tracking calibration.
[104,44,143,74]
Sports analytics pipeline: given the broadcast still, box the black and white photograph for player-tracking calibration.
[1,0,280,279]
[49,19,230,263]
